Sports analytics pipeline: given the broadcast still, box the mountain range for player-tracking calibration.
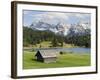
[30,21,91,36]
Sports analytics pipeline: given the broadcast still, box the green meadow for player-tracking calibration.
[32,41,78,48]
[23,50,90,69]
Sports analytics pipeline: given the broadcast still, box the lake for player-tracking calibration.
[34,47,90,54]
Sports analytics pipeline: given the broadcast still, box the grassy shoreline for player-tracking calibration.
[24,41,79,49]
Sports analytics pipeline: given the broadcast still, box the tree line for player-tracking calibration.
[23,27,90,48]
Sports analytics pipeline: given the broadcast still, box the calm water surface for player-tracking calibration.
[34,47,90,54]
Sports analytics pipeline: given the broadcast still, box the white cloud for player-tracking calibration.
[75,13,90,19]
[23,11,30,15]
[31,12,69,24]
[24,10,90,25]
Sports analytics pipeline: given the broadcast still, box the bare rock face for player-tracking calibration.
[30,21,90,36]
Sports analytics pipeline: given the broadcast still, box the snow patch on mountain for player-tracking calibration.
[30,21,90,36]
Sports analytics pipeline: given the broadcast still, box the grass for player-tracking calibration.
[23,51,91,69]
[33,41,51,48]
[24,41,78,50]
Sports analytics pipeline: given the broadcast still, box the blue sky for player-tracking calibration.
[23,10,91,27]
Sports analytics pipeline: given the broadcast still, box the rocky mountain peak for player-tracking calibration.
[30,21,90,36]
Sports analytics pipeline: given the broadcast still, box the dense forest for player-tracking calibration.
[23,27,91,48]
